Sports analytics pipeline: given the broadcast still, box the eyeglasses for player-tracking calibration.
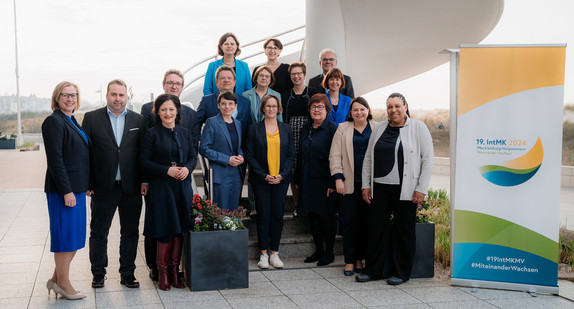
[321,58,336,62]
[60,93,77,99]
[310,105,325,110]
[165,81,183,87]
[265,105,278,109]
[217,76,234,81]
[265,46,279,51]
[258,74,271,79]
[290,72,304,77]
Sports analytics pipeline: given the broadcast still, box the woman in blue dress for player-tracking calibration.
[42,81,90,300]
[140,94,197,291]
[323,68,352,125]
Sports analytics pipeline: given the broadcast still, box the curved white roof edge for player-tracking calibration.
[305,0,504,96]
[181,0,503,105]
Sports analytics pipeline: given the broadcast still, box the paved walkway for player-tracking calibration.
[1,148,573,308]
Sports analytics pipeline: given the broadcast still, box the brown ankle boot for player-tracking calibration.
[156,241,173,291]
[169,236,185,288]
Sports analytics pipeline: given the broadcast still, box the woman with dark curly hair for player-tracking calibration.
[140,94,197,290]
[356,93,433,285]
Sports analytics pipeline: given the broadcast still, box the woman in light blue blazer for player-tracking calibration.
[199,91,244,210]
[203,32,252,96]
[243,65,283,123]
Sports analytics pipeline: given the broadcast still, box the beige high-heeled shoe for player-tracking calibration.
[46,279,54,295]
[47,279,80,295]
[52,282,86,300]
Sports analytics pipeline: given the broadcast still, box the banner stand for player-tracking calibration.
[449,44,565,295]
[452,278,558,295]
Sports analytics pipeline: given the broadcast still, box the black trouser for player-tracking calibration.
[308,213,337,256]
[89,182,142,276]
[252,180,289,251]
[143,195,158,271]
[339,182,369,264]
[364,183,416,281]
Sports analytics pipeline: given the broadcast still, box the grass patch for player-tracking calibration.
[16,142,36,149]
[563,121,574,166]
[560,227,574,265]
[418,188,451,267]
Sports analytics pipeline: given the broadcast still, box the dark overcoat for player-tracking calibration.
[140,125,197,239]
[296,119,338,216]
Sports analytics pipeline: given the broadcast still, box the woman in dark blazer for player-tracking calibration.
[140,94,197,291]
[199,91,244,211]
[245,94,295,269]
[42,81,89,300]
[295,94,338,266]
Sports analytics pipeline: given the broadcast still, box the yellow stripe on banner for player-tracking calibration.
[458,46,565,116]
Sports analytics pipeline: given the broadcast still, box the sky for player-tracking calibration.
[1,0,573,111]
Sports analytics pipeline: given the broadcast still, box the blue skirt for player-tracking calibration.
[46,192,87,252]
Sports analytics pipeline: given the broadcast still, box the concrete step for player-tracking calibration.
[248,255,346,271]
[242,214,310,236]
[248,233,343,259]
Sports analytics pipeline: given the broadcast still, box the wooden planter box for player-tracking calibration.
[412,222,435,278]
[0,139,16,149]
[182,229,249,291]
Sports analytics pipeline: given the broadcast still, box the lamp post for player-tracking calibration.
[13,0,22,147]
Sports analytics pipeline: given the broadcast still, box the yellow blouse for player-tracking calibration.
[266,128,280,177]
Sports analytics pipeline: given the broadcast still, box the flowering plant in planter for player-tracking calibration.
[416,200,432,223]
[190,194,246,232]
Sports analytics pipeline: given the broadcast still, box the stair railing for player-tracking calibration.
[182,25,306,92]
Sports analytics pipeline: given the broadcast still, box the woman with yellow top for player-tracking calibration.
[245,94,295,269]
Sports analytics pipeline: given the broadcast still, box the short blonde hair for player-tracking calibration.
[51,81,81,112]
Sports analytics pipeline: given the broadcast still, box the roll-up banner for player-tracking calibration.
[452,44,566,294]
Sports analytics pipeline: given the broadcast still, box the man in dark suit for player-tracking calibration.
[83,79,146,289]
[308,48,355,98]
[197,65,252,135]
[140,69,200,148]
[139,69,200,282]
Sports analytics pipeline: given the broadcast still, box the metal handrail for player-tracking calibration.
[182,25,305,91]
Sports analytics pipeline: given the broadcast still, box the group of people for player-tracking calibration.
[41,32,433,300]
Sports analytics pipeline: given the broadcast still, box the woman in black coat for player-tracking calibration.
[140,94,197,291]
[42,81,89,300]
[245,94,295,269]
[295,94,338,266]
